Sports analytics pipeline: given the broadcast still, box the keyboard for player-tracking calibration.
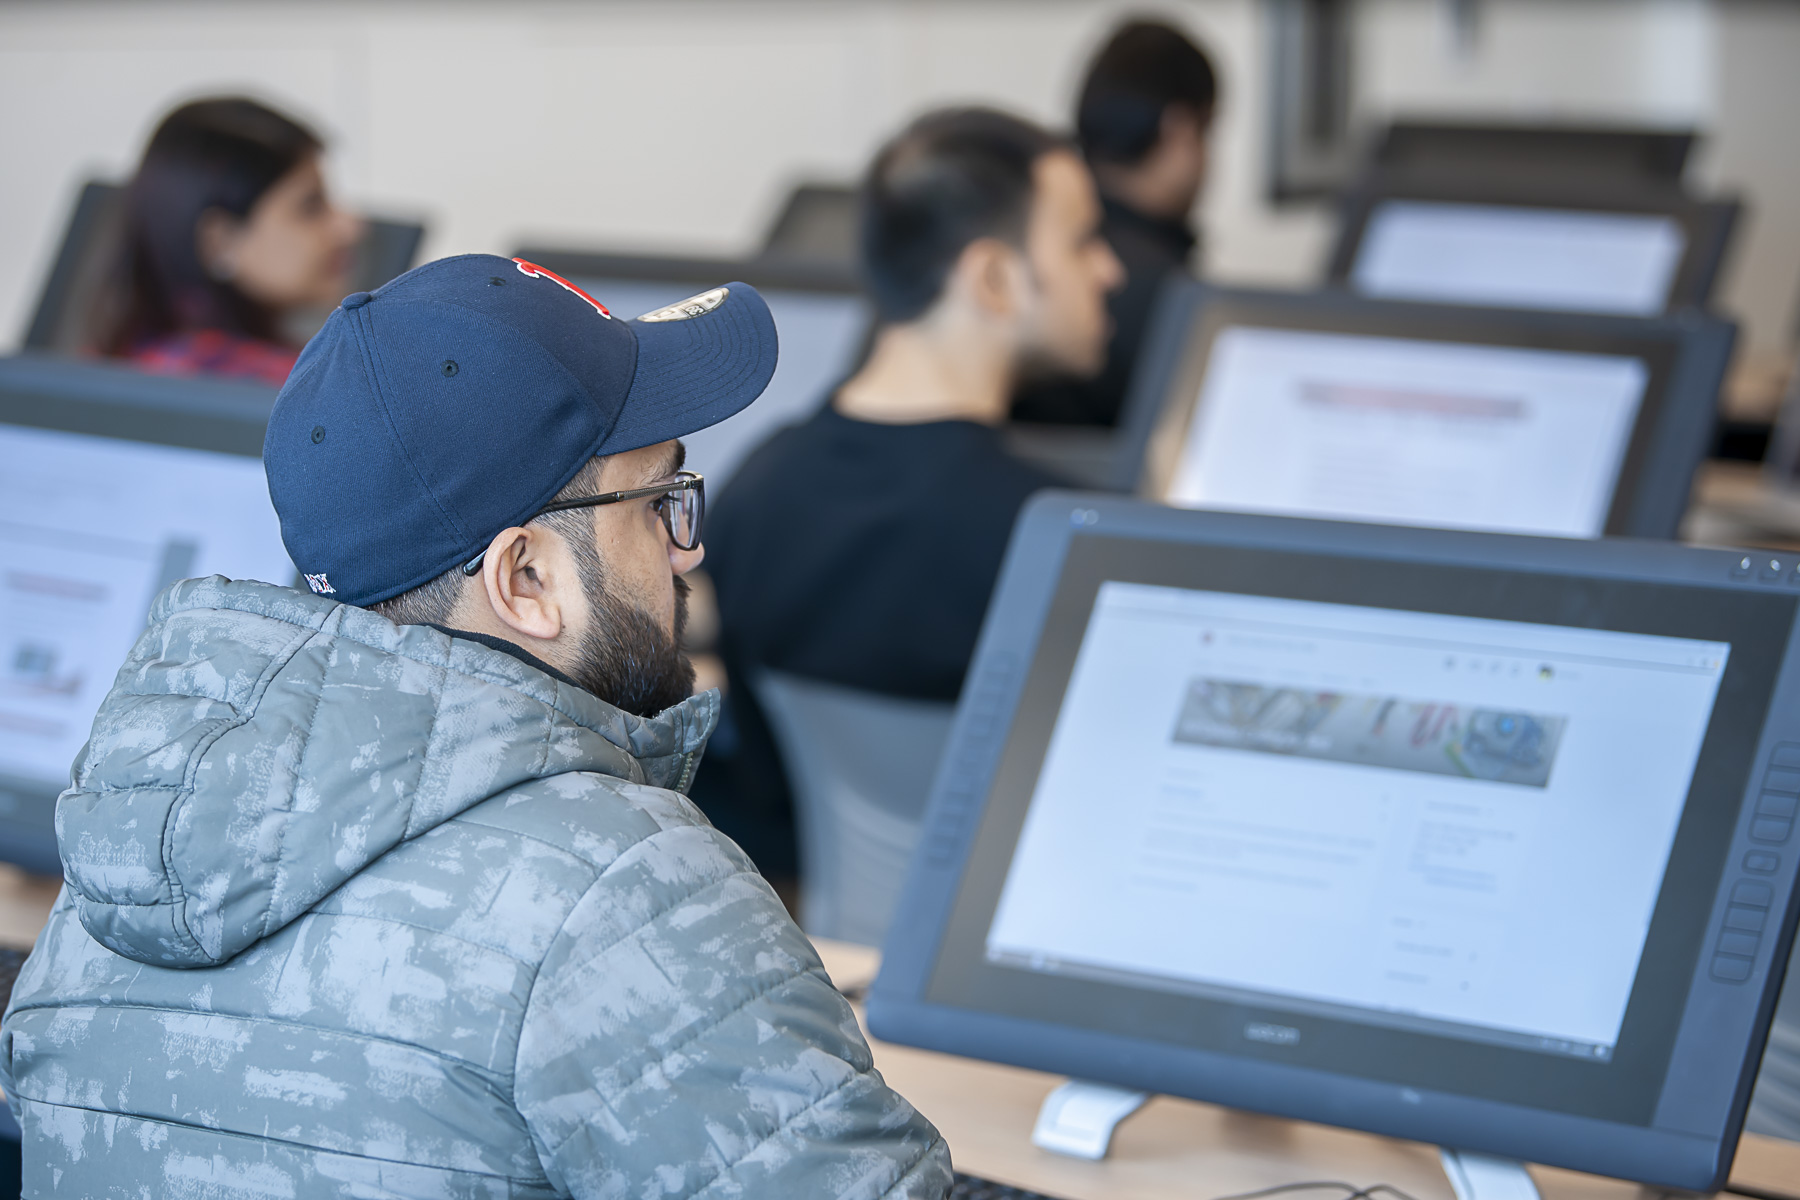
[949,1171,1068,1200]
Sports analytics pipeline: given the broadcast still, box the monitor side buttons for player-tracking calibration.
[1710,878,1775,984]
[923,652,1019,867]
[1761,557,1786,581]
[1719,930,1760,958]
[1731,554,1754,579]
[1750,816,1794,844]
[1759,793,1799,820]
[1763,765,1800,794]
[1731,879,1774,907]
[1743,850,1781,874]
[1711,955,1754,983]
[1723,905,1767,933]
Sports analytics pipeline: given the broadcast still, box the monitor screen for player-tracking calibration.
[568,276,869,488]
[1350,201,1686,316]
[988,581,1727,1064]
[871,498,1800,1190]
[1,424,293,789]
[1165,326,1649,537]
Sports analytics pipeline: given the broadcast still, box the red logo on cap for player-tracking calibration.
[512,258,612,319]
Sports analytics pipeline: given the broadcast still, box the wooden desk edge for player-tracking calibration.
[809,939,1800,1200]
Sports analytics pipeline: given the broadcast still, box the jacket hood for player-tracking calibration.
[56,577,717,969]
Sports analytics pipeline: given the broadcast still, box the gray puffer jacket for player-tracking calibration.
[1,577,951,1198]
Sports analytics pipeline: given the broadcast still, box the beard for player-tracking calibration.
[565,556,696,719]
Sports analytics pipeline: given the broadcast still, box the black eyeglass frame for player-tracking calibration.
[461,471,705,576]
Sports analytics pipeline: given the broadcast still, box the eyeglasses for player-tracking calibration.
[461,471,705,576]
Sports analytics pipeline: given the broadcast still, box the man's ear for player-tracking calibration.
[477,525,572,643]
[955,237,1027,318]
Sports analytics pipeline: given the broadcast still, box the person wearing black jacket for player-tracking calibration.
[693,108,1123,880]
[1013,19,1219,428]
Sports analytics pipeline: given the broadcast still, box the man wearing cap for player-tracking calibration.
[1,254,953,1197]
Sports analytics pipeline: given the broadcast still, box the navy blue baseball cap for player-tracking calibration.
[264,253,778,607]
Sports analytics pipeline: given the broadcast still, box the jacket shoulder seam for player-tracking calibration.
[402,651,451,839]
[152,621,322,953]
[258,628,337,939]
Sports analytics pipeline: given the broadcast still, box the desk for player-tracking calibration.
[811,940,1800,1200]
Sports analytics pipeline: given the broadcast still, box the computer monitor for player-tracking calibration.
[870,493,1800,1192]
[759,181,859,269]
[1326,176,1740,316]
[1368,121,1697,186]
[1111,284,1735,539]
[509,248,872,490]
[0,355,294,873]
[23,180,425,354]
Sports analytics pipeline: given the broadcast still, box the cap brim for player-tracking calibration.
[598,281,780,457]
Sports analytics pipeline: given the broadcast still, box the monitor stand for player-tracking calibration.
[1030,1081,1544,1200]
[1030,1080,1150,1159]
[1441,1148,1542,1200]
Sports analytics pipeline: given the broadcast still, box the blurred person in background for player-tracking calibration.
[100,96,363,386]
[693,107,1123,880]
[1012,18,1218,427]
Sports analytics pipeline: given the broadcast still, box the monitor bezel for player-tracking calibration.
[868,493,1800,1193]
[1324,174,1740,315]
[0,354,280,874]
[1107,284,1735,540]
[1367,122,1697,184]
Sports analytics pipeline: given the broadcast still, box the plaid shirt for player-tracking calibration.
[130,328,299,387]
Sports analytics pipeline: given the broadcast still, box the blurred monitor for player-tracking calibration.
[1327,178,1740,316]
[759,182,859,269]
[510,248,872,490]
[1112,284,1735,539]
[23,179,424,354]
[0,355,294,873]
[1369,120,1697,185]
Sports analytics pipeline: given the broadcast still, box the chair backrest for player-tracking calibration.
[24,181,127,353]
[753,670,955,946]
[23,179,425,353]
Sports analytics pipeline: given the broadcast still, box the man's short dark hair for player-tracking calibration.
[370,457,608,627]
[1077,19,1218,167]
[859,107,1066,324]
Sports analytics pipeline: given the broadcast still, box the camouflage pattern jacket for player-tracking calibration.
[1,577,952,1198]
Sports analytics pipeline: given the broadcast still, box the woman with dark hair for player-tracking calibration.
[103,96,363,386]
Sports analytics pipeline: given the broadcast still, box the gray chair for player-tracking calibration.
[753,670,955,946]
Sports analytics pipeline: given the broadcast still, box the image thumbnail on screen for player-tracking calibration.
[1171,678,1567,788]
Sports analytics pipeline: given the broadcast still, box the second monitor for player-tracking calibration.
[508,248,871,490]
[1114,285,1735,540]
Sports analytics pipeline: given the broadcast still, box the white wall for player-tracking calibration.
[1,0,1795,357]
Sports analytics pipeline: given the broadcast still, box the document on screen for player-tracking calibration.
[1166,328,1648,538]
[0,426,292,786]
[1352,201,1686,316]
[987,582,1727,1059]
